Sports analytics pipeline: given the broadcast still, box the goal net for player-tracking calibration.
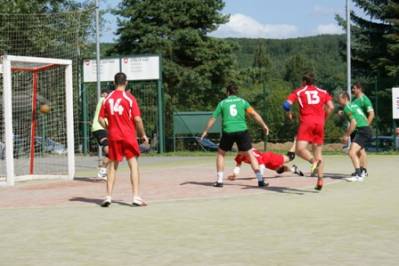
[0,55,74,186]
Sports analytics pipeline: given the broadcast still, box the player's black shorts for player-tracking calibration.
[219,130,252,152]
[92,129,108,147]
[353,126,372,149]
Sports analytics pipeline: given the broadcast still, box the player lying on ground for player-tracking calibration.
[338,91,372,182]
[227,142,304,180]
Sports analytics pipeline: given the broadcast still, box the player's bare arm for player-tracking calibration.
[325,100,335,118]
[201,117,216,140]
[134,116,149,144]
[342,118,357,144]
[98,117,108,129]
[248,108,269,135]
[367,110,375,125]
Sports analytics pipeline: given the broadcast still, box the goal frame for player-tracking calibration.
[1,55,75,186]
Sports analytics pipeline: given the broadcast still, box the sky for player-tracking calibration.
[99,0,360,42]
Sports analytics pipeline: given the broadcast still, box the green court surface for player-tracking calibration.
[1,155,398,265]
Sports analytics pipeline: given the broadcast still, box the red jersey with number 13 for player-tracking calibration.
[99,90,141,142]
[287,85,332,123]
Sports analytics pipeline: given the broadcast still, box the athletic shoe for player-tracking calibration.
[311,160,321,176]
[345,175,362,182]
[258,179,269,187]
[213,182,224,187]
[292,165,304,176]
[361,169,368,177]
[132,197,147,207]
[97,167,107,180]
[101,198,112,207]
[315,178,323,190]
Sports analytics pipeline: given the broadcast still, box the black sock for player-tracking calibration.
[355,168,362,176]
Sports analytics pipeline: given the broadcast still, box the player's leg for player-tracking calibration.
[312,144,324,190]
[215,148,226,187]
[127,156,147,206]
[94,130,109,179]
[358,148,368,176]
[237,131,266,187]
[101,160,119,207]
[101,140,121,207]
[347,127,372,181]
[215,132,234,187]
[346,142,363,182]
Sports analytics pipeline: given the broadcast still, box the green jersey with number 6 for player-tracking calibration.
[343,103,369,128]
[212,95,252,133]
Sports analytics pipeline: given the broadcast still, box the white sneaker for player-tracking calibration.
[132,197,147,207]
[345,175,363,182]
[97,167,107,179]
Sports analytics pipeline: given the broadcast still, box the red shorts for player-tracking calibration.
[297,121,325,144]
[261,152,285,170]
[108,139,140,161]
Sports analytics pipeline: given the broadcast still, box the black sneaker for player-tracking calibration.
[213,182,223,187]
[101,198,111,207]
[258,180,269,187]
[292,165,304,176]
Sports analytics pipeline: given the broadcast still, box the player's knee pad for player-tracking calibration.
[286,151,295,161]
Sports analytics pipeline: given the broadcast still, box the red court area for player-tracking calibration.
[0,156,344,208]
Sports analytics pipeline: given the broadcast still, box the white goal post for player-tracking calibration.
[1,55,75,186]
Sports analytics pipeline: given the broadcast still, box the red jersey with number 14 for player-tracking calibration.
[99,90,141,142]
[287,85,332,123]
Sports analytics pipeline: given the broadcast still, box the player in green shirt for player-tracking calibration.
[351,82,374,177]
[91,88,111,180]
[201,83,270,187]
[338,91,372,182]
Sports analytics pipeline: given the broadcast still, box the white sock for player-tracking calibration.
[255,171,263,182]
[217,172,224,183]
[105,195,112,202]
[259,164,266,176]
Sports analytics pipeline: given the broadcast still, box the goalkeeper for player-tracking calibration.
[91,87,111,179]
[228,139,304,180]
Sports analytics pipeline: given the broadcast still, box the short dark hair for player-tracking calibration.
[114,72,127,86]
[226,83,238,95]
[353,81,363,90]
[302,72,315,85]
[339,91,350,100]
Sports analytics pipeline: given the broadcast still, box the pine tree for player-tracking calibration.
[111,0,237,110]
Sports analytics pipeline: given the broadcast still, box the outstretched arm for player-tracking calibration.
[201,117,216,140]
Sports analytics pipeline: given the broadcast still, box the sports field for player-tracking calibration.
[0,154,398,265]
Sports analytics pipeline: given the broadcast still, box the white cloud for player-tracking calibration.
[316,23,343,35]
[210,13,298,39]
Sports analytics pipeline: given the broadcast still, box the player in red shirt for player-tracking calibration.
[283,72,334,190]
[98,72,149,207]
[227,140,304,180]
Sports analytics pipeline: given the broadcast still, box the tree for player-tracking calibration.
[337,0,399,77]
[111,0,237,110]
[284,54,313,87]
[336,0,399,134]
